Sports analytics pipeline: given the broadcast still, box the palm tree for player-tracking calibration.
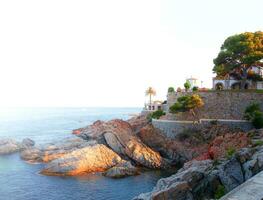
[145,87,156,105]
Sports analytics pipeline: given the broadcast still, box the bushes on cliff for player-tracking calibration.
[169,94,204,119]
[168,87,175,93]
[147,110,165,120]
[244,103,263,129]
[184,81,191,91]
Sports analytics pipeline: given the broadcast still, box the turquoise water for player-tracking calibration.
[0,108,168,200]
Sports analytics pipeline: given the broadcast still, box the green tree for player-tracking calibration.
[213,31,263,89]
[145,87,156,105]
[184,81,191,92]
[148,110,166,120]
[192,86,199,92]
[170,94,204,120]
[168,87,175,93]
[244,103,263,129]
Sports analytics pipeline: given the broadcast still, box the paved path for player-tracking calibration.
[220,171,263,200]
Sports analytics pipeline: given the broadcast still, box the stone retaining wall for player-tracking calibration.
[152,119,253,139]
[166,91,263,120]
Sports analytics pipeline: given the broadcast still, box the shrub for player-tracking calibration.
[244,103,263,129]
[184,81,191,91]
[253,140,263,147]
[148,110,166,120]
[169,94,204,114]
[214,185,225,199]
[192,86,198,92]
[168,87,175,93]
[252,111,263,129]
[244,103,261,120]
[226,147,236,159]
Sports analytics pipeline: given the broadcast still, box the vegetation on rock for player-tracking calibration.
[168,87,175,93]
[192,86,198,92]
[184,80,191,91]
[147,110,165,120]
[244,103,263,129]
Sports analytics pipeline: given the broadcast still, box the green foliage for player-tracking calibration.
[226,147,236,159]
[169,94,204,114]
[176,130,191,141]
[148,110,165,120]
[252,111,263,129]
[192,86,198,92]
[214,185,225,199]
[244,103,261,120]
[184,81,191,91]
[213,31,263,88]
[168,87,175,93]
[253,140,263,147]
[244,103,263,129]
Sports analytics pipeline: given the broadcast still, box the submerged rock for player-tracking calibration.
[41,144,122,176]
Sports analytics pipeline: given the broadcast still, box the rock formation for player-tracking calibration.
[0,138,35,155]
[41,144,122,176]
[134,144,263,200]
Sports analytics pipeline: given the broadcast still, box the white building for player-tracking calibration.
[213,67,263,90]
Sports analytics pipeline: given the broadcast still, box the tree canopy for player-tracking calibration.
[170,94,204,115]
[213,31,263,87]
[184,81,191,91]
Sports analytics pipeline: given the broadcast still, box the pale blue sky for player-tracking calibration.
[0,0,262,107]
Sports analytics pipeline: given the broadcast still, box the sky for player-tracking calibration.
[0,0,262,107]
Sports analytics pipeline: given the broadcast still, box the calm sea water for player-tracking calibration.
[0,108,169,200]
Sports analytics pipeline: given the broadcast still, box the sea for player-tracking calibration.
[0,107,169,200]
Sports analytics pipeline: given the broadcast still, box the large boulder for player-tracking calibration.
[74,119,168,169]
[41,144,122,176]
[134,160,213,200]
[217,157,244,192]
[242,147,263,180]
[0,139,21,155]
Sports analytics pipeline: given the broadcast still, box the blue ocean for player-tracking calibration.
[0,107,168,200]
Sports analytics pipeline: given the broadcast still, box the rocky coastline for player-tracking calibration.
[1,113,263,199]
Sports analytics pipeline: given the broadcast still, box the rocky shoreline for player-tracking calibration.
[1,114,263,199]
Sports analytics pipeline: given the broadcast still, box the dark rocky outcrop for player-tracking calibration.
[134,145,263,200]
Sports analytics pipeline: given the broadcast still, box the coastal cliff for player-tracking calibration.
[1,113,263,199]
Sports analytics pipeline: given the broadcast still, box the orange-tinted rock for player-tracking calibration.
[41,144,122,176]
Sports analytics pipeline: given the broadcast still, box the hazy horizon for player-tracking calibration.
[0,0,262,107]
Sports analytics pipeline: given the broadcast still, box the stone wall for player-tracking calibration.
[152,119,253,139]
[166,91,263,120]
